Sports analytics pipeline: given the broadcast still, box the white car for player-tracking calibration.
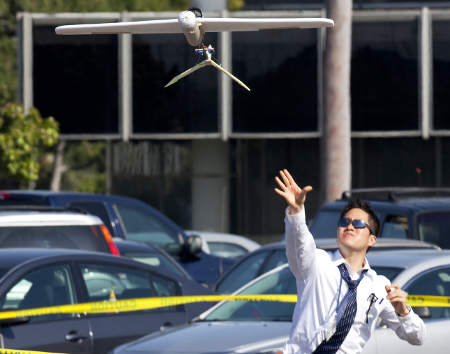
[185,231,260,259]
[0,206,118,255]
[110,249,450,354]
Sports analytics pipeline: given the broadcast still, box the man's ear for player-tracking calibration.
[369,235,377,247]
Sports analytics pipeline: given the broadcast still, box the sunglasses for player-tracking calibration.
[337,218,374,235]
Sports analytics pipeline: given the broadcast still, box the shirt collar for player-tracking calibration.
[331,249,376,280]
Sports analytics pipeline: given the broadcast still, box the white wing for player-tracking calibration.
[200,18,334,32]
[55,17,333,35]
[55,19,182,35]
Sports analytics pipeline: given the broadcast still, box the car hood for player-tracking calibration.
[115,321,291,353]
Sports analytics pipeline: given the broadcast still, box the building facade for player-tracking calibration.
[18,2,450,242]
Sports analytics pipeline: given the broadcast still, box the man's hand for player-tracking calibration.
[275,169,313,215]
[386,284,410,317]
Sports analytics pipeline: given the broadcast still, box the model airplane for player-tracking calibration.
[55,7,334,90]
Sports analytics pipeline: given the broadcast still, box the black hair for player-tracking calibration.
[339,197,380,237]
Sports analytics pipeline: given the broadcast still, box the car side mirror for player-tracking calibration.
[412,306,432,319]
[187,235,202,255]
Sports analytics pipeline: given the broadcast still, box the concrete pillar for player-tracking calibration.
[321,0,353,203]
[190,0,226,11]
[192,140,230,232]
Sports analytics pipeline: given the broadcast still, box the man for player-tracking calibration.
[274,169,425,354]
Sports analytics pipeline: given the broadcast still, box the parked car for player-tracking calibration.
[185,231,260,259]
[0,248,217,354]
[311,188,450,249]
[109,250,450,354]
[0,191,235,286]
[0,206,119,255]
[213,239,440,294]
[114,239,192,279]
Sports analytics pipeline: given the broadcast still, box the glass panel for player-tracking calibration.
[114,203,181,255]
[309,211,342,239]
[79,263,176,311]
[132,33,218,133]
[0,265,76,322]
[417,211,450,249]
[432,21,450,130]
[69,201,114,236]
[33,26,118,134]
[261,250,288,274]
[205,266,295,321]
[207,242,248,259]
[380,215,409,239]
[232,29,317,133]
[215,250,271,294]
[405,268,450,320]
[0,225,109,253]
[351,21,418,131]
[370,266,404,281]
[119,250,185,277]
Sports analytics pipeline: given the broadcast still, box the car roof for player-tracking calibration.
[186,231,261,250]
[366,249,450,269]
[0,210,103,226]
[0,248,100,270]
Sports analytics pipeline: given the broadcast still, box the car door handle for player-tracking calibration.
[65,331,90,342]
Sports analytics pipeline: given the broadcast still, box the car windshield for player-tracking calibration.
[203,266,296,322]
[120,251,186,277]
[370,266,404,281]
[416,211,450,249]
[309,211,342,239]
[0,225,109,253]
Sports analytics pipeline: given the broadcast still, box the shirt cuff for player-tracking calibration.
[285,206,306,224]
[398,304,413,320]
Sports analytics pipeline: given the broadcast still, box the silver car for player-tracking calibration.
[109,249,450,354]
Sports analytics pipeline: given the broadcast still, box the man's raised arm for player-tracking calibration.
[275,170,315,280]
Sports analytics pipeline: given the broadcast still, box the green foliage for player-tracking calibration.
[60,141,106,194]
[229,0,245,11]
[0,103,59,184]
[0,36,17,106]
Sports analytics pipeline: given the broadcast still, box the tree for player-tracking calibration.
[0,103,59,186]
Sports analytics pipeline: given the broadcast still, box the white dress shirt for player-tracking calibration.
[283,207,426,354]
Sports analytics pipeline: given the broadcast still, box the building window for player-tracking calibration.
[432,20,450,130]
[351,21,419,131]
[132,33,219,134]
[232,28,318,133]
[33,26,119,134]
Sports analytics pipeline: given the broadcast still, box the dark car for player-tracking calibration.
[213,238,440,294]
[311,188,450,249]
[0,191,235,286]
[0,248,216,354]
[114,239,192,279]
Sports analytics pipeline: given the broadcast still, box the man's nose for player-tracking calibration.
[346,221,355,230]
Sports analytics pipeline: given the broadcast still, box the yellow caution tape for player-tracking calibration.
[0,294,448,322]
[0,350,66,354]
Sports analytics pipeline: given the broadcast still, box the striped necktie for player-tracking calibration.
[313,264,367,353]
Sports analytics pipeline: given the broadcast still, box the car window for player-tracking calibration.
[78,263,177,311]
[260,249,288,274]
[69,201,114,236]
[380,215,409,239]
[417,211,450,249]
[404,267,450,320]
[309,211,342,239]
[205,266,296,321]
[370,266,404,281]
[119,251,186,277]
[207,242,248,259]
[0,264,77,322]
[0,225,110,253]
[215,250,271,294]
[114,203,181,255]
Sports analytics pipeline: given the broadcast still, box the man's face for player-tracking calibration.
[336,208,377,254]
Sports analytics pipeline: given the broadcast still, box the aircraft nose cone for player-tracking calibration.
[178,10,197,29]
